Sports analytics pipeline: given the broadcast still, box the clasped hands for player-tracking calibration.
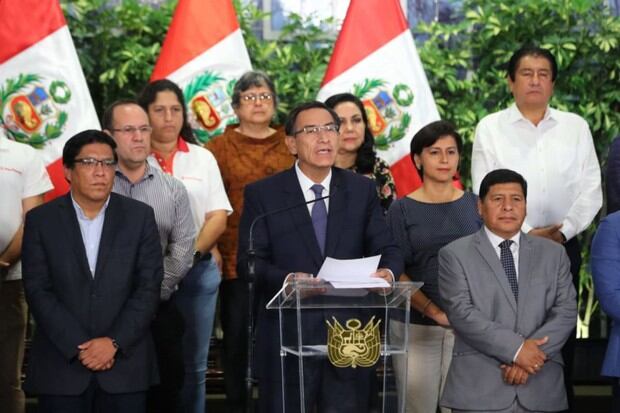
[77,337,117,371]
[500,336,548,386]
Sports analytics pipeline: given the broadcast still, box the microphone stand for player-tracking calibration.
[244,193,330,413]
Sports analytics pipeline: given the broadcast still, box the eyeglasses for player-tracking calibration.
[240,93,274,104]
[293,123,340,137]
[110,125,153,135]
[74,158,117,169]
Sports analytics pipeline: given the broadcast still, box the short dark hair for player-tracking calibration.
[231,70,277,109]
[507,45,558,82]
[479,169,528,200]
[63,130,117,169]
[324,92,376,174]
[101,99,142,131]
[284,101,340,137]
[410,120,463,177]
[137,79,196,144]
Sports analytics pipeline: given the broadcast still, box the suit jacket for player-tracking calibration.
[591,211,620,377]
[438,228,576,411]
[237,166,403,378]
[606,136,620,214]
[22,192,163,395]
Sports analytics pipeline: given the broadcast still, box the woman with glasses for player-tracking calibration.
[205,70,293,412]
[138,79,232,413]
[324,93,396,212]
[386,121,482,413]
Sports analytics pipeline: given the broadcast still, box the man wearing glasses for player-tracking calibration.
[238,101,402,413]
[22,130,164,411]
[102,100,194,411]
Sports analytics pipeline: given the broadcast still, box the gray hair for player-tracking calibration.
[231,70,277,108]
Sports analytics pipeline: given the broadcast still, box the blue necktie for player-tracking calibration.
[310,184,327,255]
[499,239,518,300]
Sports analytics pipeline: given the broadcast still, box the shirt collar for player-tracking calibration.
[508,103,554,125]
[294,161,332,194]
[114,162,154,183]
[484,226,521,250]
[177,137,189,152]
[70,193,110,221]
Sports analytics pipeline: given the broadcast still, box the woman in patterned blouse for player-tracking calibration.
[325,93,396,212]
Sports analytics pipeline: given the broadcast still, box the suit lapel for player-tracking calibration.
[516,233,534,319]
[282,168,324,267]
[94,194,122,280]
[325,168,345,258]
[474,228,517,312]
[59,194,93,281]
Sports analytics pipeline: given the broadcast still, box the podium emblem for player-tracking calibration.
[326,317,381,368]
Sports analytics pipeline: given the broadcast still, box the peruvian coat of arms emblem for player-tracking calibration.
[352,78,415,150]
[0,74,71,148]
[183,70,239,144]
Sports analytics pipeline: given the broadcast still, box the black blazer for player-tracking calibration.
[22,192,163,395]
[238,167,404,378]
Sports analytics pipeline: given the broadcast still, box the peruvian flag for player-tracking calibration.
[151,0,252,144]
[0,0,100,200]
[317,0,440,197]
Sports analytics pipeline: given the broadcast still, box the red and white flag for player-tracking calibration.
[151,0,252,144]
[317,0,440,197]
[0,0,100,200]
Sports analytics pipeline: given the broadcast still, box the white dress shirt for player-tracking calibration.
[293,161,332,215]
[471,104,602,241]
[484,227,521,279]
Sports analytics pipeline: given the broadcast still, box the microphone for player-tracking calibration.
[247,191,331,260]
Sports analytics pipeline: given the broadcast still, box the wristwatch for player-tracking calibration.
[193,250,202,265]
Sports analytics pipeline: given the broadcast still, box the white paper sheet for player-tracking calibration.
[316,255,390,289]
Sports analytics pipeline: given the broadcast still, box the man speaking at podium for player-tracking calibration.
[238,101,403,413]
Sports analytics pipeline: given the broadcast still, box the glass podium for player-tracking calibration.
[266,280,421,413]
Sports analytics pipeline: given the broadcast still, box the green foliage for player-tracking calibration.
[417,0,620,189]
[61,0,175,116]
[234,0,334,123]
[417,0,620,337]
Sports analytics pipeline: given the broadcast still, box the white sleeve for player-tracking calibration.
[471,119,496,196]
[23,148,53,198]
[560,120,602,240]
[204,149,233,215]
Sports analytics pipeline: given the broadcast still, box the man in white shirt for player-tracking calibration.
[471,45,602,410]
[0,134,52,413]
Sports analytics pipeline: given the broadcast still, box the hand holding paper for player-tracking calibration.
[317,256,390,289]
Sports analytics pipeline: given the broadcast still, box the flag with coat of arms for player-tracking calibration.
[151,0,253,144]
[0,0,100,200]
[317,0,441,197]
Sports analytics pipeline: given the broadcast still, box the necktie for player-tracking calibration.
[499,239,518,300]
[310,184,327,255]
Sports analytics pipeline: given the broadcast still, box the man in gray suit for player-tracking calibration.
[438,169,577,412]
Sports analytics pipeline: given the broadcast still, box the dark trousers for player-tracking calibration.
[0,280,28,413]
[259,359,374,413]
[38,378,146,413]
[220,279,249,413]
[561,237,582,413]
[147,299,185,413]
[612,378,620,413]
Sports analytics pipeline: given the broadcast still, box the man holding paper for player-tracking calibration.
[238,101,403,413]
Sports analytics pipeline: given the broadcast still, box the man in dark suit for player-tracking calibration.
[21,130,163,412]
[238,101,403,413]
[438,169,577,412]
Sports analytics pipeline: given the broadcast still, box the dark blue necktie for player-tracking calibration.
[499,239,518,300]
[310,184,327,255]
